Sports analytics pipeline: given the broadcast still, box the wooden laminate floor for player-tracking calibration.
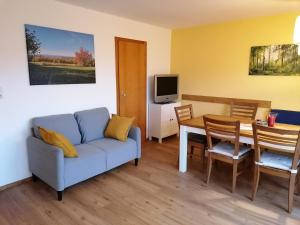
[1,137,300,225]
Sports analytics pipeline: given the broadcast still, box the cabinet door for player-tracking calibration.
[160,103,181,138]
[168,103,180,134]
[161,120,172,137]
[161,104,172,137]
[170,102,181,121]
[161,104,171,123]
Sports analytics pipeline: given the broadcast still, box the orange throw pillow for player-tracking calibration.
[39,127,78,158]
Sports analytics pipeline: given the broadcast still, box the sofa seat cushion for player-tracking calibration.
[88,138,137,170]
[64,144,106,187]
[74,108,110,143]
[33,114,81,145]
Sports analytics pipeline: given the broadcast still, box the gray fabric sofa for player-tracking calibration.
[27,107,141,200]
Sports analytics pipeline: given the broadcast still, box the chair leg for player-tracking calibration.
[135,158,139,166]
[252,165,260,201]
[189,144,193,158]
[232,160,238,193]
[201,147,206,170]
[57,191,63,201]
[296,171,300,195]
[206,153,213,184]
[249,151,255,180]
[32,173,38,182]
[214,159,219,169]
[288,173,296,213]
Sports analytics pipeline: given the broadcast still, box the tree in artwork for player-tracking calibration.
[249,44,300,76]
[25,28,41,61]
[75,48,95,67]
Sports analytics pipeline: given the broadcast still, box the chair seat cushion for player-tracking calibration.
[64,144,106,187]
[188,133,206,144]
[88,138,137,170]
[208,142,251,159]
[256,152,299,172]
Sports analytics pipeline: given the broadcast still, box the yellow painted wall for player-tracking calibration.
[171,12,300,119]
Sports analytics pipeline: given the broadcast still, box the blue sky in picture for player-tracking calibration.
[25,24,95,57]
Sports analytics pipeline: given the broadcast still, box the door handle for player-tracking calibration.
[121,91,126,97]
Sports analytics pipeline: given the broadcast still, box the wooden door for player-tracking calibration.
[115,37,147,142]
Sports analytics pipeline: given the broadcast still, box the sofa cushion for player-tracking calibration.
[271,109,300,125]
[33,114,81,145]
[39,127,78,158]
[64,144,106,187]
[88,138,137,170]
[75,108,110,143]
[104,115,135,141]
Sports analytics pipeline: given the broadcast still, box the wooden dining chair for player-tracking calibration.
[230,101,258,120]
[252,123,300,213]
[174,104,207,162]
[203,115,252,192]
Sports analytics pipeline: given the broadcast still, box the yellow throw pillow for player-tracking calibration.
[104,115,135,141]
[38,127,78,158]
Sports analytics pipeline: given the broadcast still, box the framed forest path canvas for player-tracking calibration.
[249,44,300,76]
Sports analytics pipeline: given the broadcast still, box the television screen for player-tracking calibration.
[156,76,178,96]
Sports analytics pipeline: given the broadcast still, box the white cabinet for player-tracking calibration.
[149,102,181,143]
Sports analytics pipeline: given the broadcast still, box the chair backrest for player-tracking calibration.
[252,123,300,171]
[174,104,193,126]
[230,101,258,120]
[203,115,240,156]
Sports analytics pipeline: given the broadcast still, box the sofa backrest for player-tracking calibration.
[271,109,300,125]
[74,107,110,143]
[32,114,82,145]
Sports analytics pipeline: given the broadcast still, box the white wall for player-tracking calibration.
[0,0,171,186]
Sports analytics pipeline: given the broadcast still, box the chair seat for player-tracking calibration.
[208,142,251,159]
[256,152,300,173]
[188,133,206,144]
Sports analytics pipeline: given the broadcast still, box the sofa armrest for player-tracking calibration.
[128,126,141,158]
[27,136,65,191]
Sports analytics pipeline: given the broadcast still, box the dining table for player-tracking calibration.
[179,114,300,173]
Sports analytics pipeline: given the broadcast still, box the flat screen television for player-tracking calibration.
[154,74,178,103]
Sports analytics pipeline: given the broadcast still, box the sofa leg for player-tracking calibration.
[32,173,38,182]
[57,191,63,201]
[135,158,139,166]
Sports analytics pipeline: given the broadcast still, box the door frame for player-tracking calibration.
[114,37,147,139]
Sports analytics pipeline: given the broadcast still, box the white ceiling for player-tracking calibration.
[55,0,300,28]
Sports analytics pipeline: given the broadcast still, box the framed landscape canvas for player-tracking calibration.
[25,24,96,85]
[249,44,300,76]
